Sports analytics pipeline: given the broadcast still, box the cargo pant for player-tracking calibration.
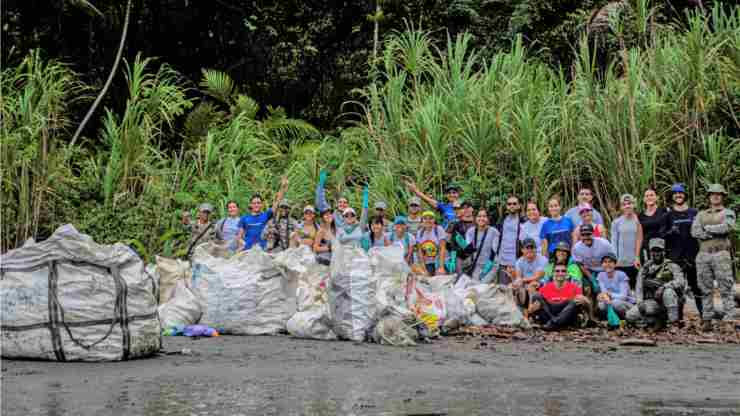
[696,250,735,321]
[626,287,681,326]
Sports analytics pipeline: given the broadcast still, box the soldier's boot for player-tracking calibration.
[701,320,713,333]
[721,321,737,335]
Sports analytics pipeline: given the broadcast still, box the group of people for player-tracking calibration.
[182,172,737,334]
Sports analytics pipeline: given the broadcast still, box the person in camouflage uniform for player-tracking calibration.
[262,199,299,252]
[626,238,686,329]
[188,203,217,256]
[691,184,737,333]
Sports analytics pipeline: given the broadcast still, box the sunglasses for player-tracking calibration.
[344,213,356,218]
[554,269,568,274]
[507,202,519,206]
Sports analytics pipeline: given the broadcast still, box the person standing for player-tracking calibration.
[611,194,643,290]
[463,208,500,282]
[262,199,300,253]
[446,200,475,274]
[406,181,461,228]
[315,169,350,229]
[416,211,448,276]
[336,187,369,247]
[520,201,548,255]
[638,187,669,264]
[313,209,336,266]
[362,216,391,251]
[406,196,423,235]
[565,187,605,226]
[216,200,243,252]
[188,203,217,256]
[291,205,319,249]
[691,184,737,333]
[664,183,702,317]
[495,195,525,283]
[388,216,416,265]
[373,201,392,231]
[540,195,576,257]
[238,177,289,251]
[626,238,686,330]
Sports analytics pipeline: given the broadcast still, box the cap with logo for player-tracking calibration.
[649,238,665,251]
[579,224,594,235]
[522,238,536,248]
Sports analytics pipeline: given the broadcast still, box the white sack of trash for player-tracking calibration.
[0,224,161,361]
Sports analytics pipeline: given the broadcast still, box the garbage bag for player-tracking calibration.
[0,224,160,361]
[371,245,413,320]
[191,245,289,335]
[158,280,203,329]
[329,243,375,341]
[371,315,417,346]
[406,275,446,337]
[474,284,527,327]
[286,306,337,340]
[441,287,466,331]
[155,255,191,304]
[273,246,326,314]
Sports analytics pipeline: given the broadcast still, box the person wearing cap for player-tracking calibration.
[638,187,669,264]
[540,195,576,257]
[528,262,590,331]
[596,252,635,320]
[238,176,289,251]
[216,200,243,252]
[188,203,218,253]
[336,186,370,248]
[407,196,423,235]
[315,169,351,229]
[262,198,300,253]
[388,216,416,265]
[373,201,392,231]
[626,238,686,329]
[611,193,644,290]
[572,223,615,298]
[520,201,548,255]
[571,203,606,242]
[512,238,549,306]
[691,184,737,333]
[565,186,605,227]
[463,208,500,282]
[416,210,448,276]
[445,199,475,274]
[664,182,703,317]
[405,180,461,229]
[540,241,583,287]
[291,205,319,249]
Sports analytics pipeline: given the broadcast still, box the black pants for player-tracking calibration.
[681,261,703,317]
[617,266,639,290]
[531,294,579,329]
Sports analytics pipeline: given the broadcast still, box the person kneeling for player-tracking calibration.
[528,263,590,331]
[626,238,686,330]
[596,253,635,320]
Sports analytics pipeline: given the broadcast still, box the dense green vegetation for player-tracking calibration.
[2,2,740,259]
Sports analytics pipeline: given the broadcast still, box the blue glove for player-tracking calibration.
[362,186,369,210]
[445,251,457,273]
[454,234,468,249]
[480,260,495,283]
[318,170,328,187]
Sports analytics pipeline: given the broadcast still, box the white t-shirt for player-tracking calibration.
[520,217,548,254]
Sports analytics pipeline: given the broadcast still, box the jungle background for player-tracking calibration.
[2,0,740,260]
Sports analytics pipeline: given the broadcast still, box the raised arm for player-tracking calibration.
[360,185,369,231]
[405,180,439,208]
[272,176,289,214]
[315,170,330,212]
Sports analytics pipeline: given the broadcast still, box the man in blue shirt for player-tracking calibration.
[405,180,461,229]
[238,176,289,251]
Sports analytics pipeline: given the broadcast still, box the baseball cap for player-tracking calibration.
[343,207,357,216]
[375,201,387,210]
[554,241,571,252]
[445,182,461,192]
[670,183,686,194]
[278,199,291,208]
[522,238,536,248]
[601,252,618,262]
[408,196,422,206]
[393,216,408,225]
[620,194,635,204]
[649,238,665,251]
[303,205,316,213]
[421,210,436,218]
[198,203,214,213]
[578,203,593,214]
[579,224,594,235]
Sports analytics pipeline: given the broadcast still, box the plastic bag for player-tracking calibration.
[329,243,375,341]
[475,285,527,327]
[158,280,203,329]
[286,306,337,340]
[372,315,417,346]
[371,245,413,320]
[406,276,446,336]
[607,304,621,328]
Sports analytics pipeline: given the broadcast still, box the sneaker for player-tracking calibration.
[543,321,556,331]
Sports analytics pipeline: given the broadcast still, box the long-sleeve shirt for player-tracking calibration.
[597,270,634,304]
[664,207,698,262]
[610,215,641,267]
[635,260,686,303]
[336,208,369,248]
[690,208,737,242]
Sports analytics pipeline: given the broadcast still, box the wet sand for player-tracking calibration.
[3,334,740,415]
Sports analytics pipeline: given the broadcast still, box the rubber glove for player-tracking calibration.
[454,234,469,250]
[318,169,328,187]
[445,251,457,273]
[362,186,369,210]
[480,260,495,280]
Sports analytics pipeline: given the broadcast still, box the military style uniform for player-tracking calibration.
[690,184,737,324]
[262,215,299,253]
[626,239,686,326]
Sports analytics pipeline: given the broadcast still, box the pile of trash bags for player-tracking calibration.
[0,225,161,361]
[156,241,528,346]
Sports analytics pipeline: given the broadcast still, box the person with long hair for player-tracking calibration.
[520,201,548,255]
[611,194,643,289]
[463,208,500,282]
[362,215,390,251]
[313,208,336,266]
[540,195,575,257]
[291,205,319,248]
[638,187,668,264]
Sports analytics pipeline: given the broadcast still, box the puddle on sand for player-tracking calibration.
[641,399,740,416]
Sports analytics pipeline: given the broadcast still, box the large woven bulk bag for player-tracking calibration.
[328,243,375,341]
[0,225,160,361]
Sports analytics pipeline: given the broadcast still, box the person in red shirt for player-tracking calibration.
[528,262,590,330]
